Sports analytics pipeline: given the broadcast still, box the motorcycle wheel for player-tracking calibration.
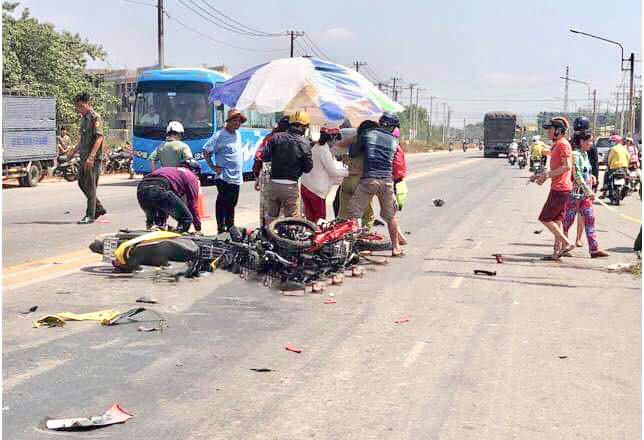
[63,167,77,182]
[355,232,392,251]
[267,217,319,251]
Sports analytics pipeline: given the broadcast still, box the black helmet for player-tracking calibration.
[573,116,591,134]
[379,112,400,129]
[180,159,201,176]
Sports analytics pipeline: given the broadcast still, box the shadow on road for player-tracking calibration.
[12,221,76,225]
[99,180,139,187]
[606,246,635,254]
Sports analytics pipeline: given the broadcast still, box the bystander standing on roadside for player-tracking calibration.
[149,121,193,171]
[204,109,246,233]
[263,111,313,225]
[531,116,575,260]
[562,117,609,258]
[390,126,408,245]
[57,127,72,156]
[65,93,107,224]
[301,127,348,223]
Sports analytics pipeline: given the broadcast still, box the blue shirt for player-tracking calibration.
[204,128,243,185]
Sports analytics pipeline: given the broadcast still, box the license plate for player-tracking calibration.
[614,179,625,185]
[102,237,119,262]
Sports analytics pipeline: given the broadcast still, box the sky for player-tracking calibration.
[14,0,642,127]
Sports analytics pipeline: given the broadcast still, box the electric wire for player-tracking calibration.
[197,0,282,36]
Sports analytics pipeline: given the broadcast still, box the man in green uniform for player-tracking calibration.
[67,92,107,224]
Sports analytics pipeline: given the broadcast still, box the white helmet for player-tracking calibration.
[532,135,540,142]
[166,121,184,134]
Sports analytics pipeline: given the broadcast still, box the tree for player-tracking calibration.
[2,2,117,137]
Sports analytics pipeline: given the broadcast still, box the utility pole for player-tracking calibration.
[157,0,164,69]
[628,52,635,135]
[446,107,452,141]
[288,31,305,58]
[414,87,421,138]
[408,83,417,140]
[441,103,447,143]
[353,61,367,72]
[563,65,569,114]
[592,89,597,137]
[391,77,401,102]
[463,118,466,140]
[428,96,435,140]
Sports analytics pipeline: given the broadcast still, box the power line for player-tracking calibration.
[164,10,287,53]
[121,0,156,6]
[197,0,281,37]
[179,0,271,37]
[417,97,592,102]
[303,33,334,62]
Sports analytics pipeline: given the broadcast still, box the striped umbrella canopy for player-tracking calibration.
[209,57,404,126]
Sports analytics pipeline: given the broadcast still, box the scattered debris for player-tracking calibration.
[137,326,158,332]
[492,254,504,264]
[606,262,637,273]
[465,238,475,241]
[373,219,386,227]
[96,219,112,224]
[533,229,543,234]
[285,343,302,353]
[432,198,445,207]
[331,274,344,285]
[63,211,71,214]
[404,231,411,235]
[33,315,66,328]
[176,360,183,367]
[473,270,497,276]
[45,403,133,431]
[56,290,73,295]
[20,305,38,315]
[58,310,120,323]
[136,295,157,304]
[323,298,337,305]
[105,308,166,328]
[558,355,568,359]
[395,314,411,324]
[328,292,335,297]
[250,368,273,372]
[310,282,325,293]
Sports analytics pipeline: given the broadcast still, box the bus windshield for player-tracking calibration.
[134,81,214,140]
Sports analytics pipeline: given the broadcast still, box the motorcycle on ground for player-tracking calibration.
[52,154,79,182]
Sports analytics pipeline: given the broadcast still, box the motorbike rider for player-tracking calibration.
[626,136,640,168]
[562,117,608,258]
[263,110,314,225]
[149,121,193,171]
[136,159,202,233]
[346,112,403,257]
[508,139,519,163]
[600,134,630,198]
[530,135,544,169]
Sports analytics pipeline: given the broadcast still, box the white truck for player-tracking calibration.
[2,94,57,187]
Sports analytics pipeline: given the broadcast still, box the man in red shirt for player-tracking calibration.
[532,116,575,260]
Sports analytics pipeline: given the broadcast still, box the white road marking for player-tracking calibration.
[450,276,463,289]
[403,342,427,368]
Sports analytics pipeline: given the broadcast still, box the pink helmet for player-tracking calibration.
[392,127,400,138]
[610,134,623,144]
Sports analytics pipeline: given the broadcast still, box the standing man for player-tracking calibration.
[149,121,193,171]
[66,93,106,224]
[263,111,313,225]
[204,109,246,233]
[531,116,575,260]
[57,127,72,156]
[346,113,403,257]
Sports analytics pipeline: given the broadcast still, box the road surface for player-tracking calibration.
[2,150,641,439]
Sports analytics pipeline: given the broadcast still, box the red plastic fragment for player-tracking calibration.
[323,298,336,304]
[97,219,112,224]
[395,314,411,324]
[285,343,302,353]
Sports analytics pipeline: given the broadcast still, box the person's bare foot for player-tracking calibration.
[391,249,405,258]
[575,239,583,247]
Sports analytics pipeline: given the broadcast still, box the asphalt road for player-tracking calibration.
[2,150,641,439]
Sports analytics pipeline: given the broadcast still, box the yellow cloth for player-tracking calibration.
[33,310,120,328]
[33,315,66,328]
[608,143,630,169]
[114,230,180,266]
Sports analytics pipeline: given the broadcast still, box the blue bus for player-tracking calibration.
[132,68,273,179]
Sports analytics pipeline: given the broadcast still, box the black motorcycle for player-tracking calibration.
[105,148,132,174]
[607,168,629,205]
[53,154,79,182]
[518,154,527,169]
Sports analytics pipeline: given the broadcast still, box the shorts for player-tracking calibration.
[347,178,396,222]
[538,190,570,223]
[267,181,299,220]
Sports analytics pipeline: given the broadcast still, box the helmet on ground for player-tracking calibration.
[166,121,184,134]
[379,112,400,129]
[289,110,310,126]
[180,159,201,176]
[542,116,569,135]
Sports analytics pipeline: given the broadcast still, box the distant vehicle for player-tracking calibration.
[483,111,521,158]
[595,136,612,166]
[2,95,57,187]
[132,68,273,182]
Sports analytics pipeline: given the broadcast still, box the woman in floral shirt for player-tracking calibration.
[562,118,609,258]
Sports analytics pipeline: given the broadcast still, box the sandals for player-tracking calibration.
[391,250,405,258]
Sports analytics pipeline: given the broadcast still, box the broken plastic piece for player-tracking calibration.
[104,307,165,327]
[250,368,273,372]
[492,254,504,264]
[395,314,411,324]
[20,306,38,315]
[533,229,543,234]
[285,343,302,353]
[606,262,636,273]
[323,298,337,304]
[558,355,568,359]
[136,296,157,304]
[137,326,157,332]
[432,198,445,207]
[45,403,133,431]
[58,310,120,323]
[473,270,497,276]
[33,315,65,328]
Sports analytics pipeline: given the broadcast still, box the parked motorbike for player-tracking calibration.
[53,154,79,182]
[105,148,132,174]
[607,168,629,205]
[628,164,640,197]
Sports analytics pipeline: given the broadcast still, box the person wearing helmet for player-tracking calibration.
[345,112,403,257]
[263,110,313,224]
[203,109,247,233]
[252,116,290,226]
[301,127,348,223]
[149,121,193,171]
[600,134,630,198]
[136,159,202,233]
[625,136,639,168]
[531,116,576,260]
[561,117,609,258]
[529,135,545,169]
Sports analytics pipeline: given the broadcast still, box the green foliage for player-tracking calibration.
[2,1,118,138]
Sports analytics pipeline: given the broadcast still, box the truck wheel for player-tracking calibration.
[18,163,41,187]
